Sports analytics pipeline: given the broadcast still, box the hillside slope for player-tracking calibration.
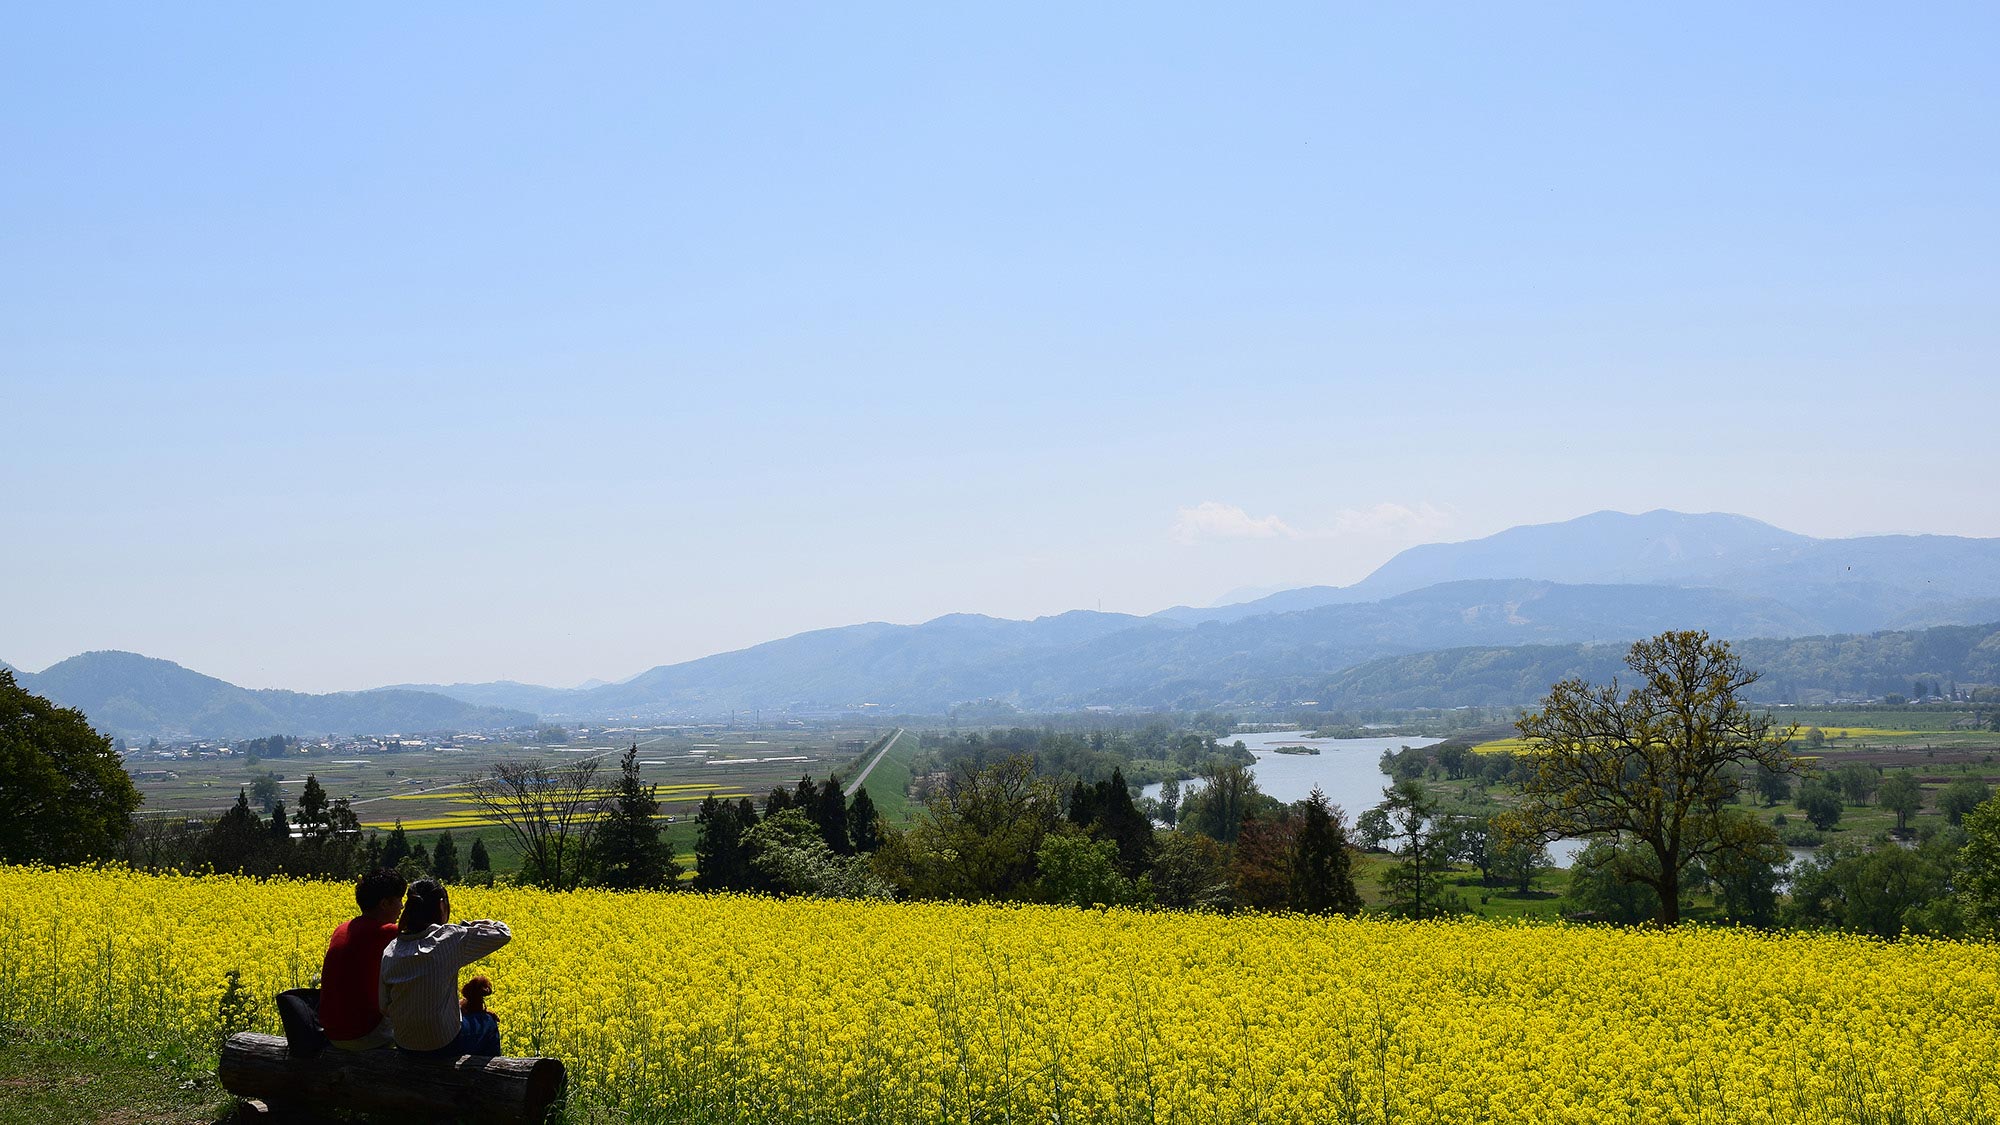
[492,579,1827,718]
[21,651,535,741]
[1320,621,2000,709]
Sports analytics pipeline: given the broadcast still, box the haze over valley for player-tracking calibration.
[19,509,2000,740]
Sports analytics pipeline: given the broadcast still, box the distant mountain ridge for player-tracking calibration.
[426,510,1995,718]
[1159,510,2000,626]
[30,510,2000,733]
[16,651,535,742]
[403,577,1895,719]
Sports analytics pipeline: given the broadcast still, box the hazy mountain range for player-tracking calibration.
[4,651,534,743]
[15,510,2000,737]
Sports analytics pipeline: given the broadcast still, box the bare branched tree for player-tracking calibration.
[466,757,607,889]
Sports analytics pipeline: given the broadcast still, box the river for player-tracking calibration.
[1140,729,1586,867]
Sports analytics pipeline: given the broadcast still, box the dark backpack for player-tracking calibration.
[274,987,327,1057]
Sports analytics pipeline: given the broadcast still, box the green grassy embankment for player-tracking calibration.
[845,729,919,825]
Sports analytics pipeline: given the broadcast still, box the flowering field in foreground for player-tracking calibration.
[2,867,1997,1124]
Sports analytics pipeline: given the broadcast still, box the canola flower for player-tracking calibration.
[1,865,1997,1124]
[361,789,752,830]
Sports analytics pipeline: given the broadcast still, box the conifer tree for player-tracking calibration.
[268,801,291,854]
[693,795,759,891]
[1289,787,1361,915]
[468,836,491,873]
[380,821,412,870]
[206,789,268,875]
[848,787,884,854]
[296,775,329,830]
[1065,769,1154,878]
[814,777,852,856]
[432,831,460,882]
[590,744,680,889]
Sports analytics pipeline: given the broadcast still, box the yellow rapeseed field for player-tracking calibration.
[2,865,1997,1124]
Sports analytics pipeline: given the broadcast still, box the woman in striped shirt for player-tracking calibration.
[379,878,512,1057]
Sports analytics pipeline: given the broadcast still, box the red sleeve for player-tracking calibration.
[317,920,401,1040]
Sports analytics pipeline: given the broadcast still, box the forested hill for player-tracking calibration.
[1158,510,2000,629]
[423,579,1868,719]
[16,651,535,742]
[1320,621,2000,709]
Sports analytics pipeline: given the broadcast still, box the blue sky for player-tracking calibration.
[5,4,1997,691]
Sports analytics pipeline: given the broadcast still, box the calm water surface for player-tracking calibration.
[1142,729,1586,867]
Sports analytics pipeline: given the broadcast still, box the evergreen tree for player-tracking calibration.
[381,821,412,870]
[363,832,383,872]
[469,837,491,873]
[321,798,365,880]
[267,801,292,871]
[765,787,794,817]
[848,787,884,854]
[1093,769,1156,878]
[694,793,757,891]
[814,776,852,856]
[1067,779,1101,831]
[1289,787,1361,915]
[206,789,268,875]
[432,831,461,882]
[406,843,431,879]
[297,775,329,829]
[1066,769,1155,878]
[590,744,680,890]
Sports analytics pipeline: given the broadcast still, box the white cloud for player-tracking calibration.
[1171,502,1301,545]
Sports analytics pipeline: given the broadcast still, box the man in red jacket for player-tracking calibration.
[318,869,407,1050]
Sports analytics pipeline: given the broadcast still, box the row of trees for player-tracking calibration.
[1560,811,2000,939]
[911,726,1256,794]
[142,787,495,884]
[123,745,662,891]
[692,773,887,897]
[844,757,1364,915]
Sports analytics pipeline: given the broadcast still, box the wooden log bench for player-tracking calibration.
[219,1032,566,1124]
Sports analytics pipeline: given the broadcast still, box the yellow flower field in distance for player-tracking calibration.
[1470,728,1918,755]
[2,865,1996,1124]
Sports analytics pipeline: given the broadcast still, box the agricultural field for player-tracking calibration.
[123,724,901,872]
[1460,714,2000,853]
[1468,707,1994,757]
[4,866,1998,1124]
